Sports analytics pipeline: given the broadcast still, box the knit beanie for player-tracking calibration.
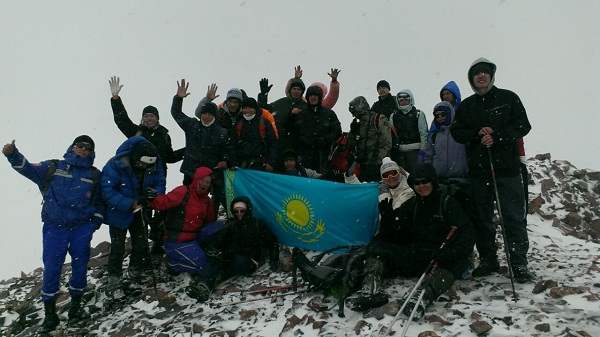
[130,141,157,164]
[408,163,438,189]
[226,88,243,102]
[72,135,95,151]
[200,102,218,117]
[142,105,159,120]
[469,62,495,80]
[376,80,390,91]
[380,157,400,175]
[241,97,260,111]
[193,166,212,180]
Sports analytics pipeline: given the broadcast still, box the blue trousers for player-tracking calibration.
[470,174,529,266]
[163,221,224,275]
[41,222,95,301]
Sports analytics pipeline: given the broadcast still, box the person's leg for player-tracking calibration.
[128,212,149,279]
[497,175,530,269]
[107,226,127,276]
[67,222,95,296]
[164,241,207,274]
[469,177,500,276]
[41,224,69,302]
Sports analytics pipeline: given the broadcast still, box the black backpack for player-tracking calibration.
[291,245,368,317]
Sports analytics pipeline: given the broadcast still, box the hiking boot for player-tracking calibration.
[346,290,389,312]
[471,259,500,277]
[513,265,535,283]
[107,275,126,301]
[38,300,60,333]
[128,267,144,284]
[186,282,210,302]
[68,294,90,321]
[399,290,427,320]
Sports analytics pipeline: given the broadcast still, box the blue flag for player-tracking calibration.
[224,169,379,252]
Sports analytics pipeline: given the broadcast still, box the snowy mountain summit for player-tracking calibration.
[1,154,599,337]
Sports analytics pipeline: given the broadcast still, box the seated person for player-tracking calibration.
[278,148,322,179]
[346,163,475,319]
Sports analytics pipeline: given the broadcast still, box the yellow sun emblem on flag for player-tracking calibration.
[275,194,325,243]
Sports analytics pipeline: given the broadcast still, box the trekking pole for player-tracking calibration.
[139,207,161,301]
[399,289,426,337]
[381,226,457,336]
[226,288,309,305]
[487,147,519,304]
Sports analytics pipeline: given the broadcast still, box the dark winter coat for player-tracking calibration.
[101,136,166,229]
[171,95,234,178]
[110,97,180,173]
[450,86,531,178]
[148,167,216,243]
[347,96,391,167]
[233,113,278,168]
[371,92,397,120]
[211,196,279,268]
[5,144,104,228]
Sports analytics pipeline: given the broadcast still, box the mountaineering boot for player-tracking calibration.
[471,259,500,277]
[107,275,126,301]
[186,280,211,302]
[68,294,90,321]
[346,258,388,311]
[38,300,60,333]
[513,265,535,283]
[401,268,455,320]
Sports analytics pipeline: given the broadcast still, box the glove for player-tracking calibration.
[377,182,390,195]
[378,198,394,223]
[92,217,103,231]
[349,119,360,135]
[418,150,426,164]
[346,154,356,176]
[109,76,123,96]
[139,188,158,203]
[259,78,272,95]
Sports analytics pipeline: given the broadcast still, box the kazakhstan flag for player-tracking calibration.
[224,169,379,252]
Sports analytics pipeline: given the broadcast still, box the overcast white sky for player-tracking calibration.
[1,0,599,279]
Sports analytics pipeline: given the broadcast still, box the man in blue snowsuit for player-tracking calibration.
[2,135,104,333]
[101,136,166,300]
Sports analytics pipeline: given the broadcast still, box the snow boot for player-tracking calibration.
[471,259,500,277]
[106,275,126,301]
[513,265,535,283]
[38,300,60,333]
[401,268,454,320]
[346,258,388,312]
[68,294,90,321]
[186,281,210,302]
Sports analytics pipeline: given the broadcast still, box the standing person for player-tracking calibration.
[3,136,104,333]
[450,57,533,282]
[257,76,306,161]
[232,97,278,172]
[346,96,391,182]
[440,80,462,110]
[346,163,475,317]
[171,79,234,216]
[390,89,428,174]
[108,76,181,176]
[286,85,342,179]
[282,65,341,109]
[278,148,322,179]
[371,80,396,120]
[145,167,219,302]
[101,136,166,300]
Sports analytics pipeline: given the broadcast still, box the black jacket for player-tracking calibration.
[450,86,531,178]
[372,93,397,120]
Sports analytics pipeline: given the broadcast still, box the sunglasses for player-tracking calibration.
[75,142,94,151]
[434,111,447,118]
[381,170,400,180]
[233,208,247,215]
[413,178,431,186]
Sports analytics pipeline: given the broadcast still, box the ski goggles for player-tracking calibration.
[233,208,247,215]
[381,170,400,180]
[75,142,94,151]
[433,111,447,118]
[397,94,410,101]
[412,178,432,186]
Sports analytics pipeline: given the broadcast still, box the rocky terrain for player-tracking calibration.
[1,153,599,337]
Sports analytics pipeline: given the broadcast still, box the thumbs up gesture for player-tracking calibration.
[2,140,15,155]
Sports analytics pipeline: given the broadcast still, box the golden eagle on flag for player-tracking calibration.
[224,169,379,252]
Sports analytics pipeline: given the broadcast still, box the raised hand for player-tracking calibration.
[328,68,341,81]
[109,76,123,96]
[206,83,219,101]
[2,140,15,155]
[177,79,190,98]
[294,65,303,79]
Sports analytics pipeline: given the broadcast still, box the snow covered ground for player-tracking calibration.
[0,154,599,336]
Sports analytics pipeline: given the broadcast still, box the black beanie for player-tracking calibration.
[142,105,159,120]
[469,62,494,79]
[130,141,157,164]
[241,97,260,111]
[200,102,218,117]
[377,80,391,91]
[72,135,95,151]
[408,163,438,189]
[305,85,323,98]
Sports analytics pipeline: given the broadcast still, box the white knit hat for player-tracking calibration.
[232,202,247,210]
[380,157,400,174]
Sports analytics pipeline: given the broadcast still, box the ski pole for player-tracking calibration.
[220,283,304,295]
[139,207,160,301]
[382,226,457,336]
[226,289,309,305]
[487,147,518,303]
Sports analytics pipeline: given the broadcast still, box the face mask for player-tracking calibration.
[243,114,256,121]
[201,119,215,127]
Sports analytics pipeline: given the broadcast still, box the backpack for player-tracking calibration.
[328,133,361,181]
[291,245,368,317]
[42,159,101,204]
